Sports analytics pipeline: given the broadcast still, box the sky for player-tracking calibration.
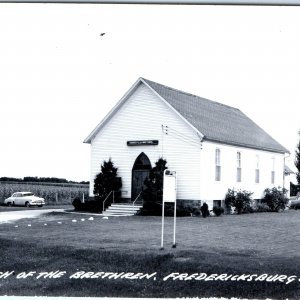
[0,4,299,182]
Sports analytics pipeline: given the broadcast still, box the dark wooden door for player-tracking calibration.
[131,152,151,202]
[132,170,149,201]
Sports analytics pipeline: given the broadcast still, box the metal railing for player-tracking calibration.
[132,191,143,206]
[102,191,114,212]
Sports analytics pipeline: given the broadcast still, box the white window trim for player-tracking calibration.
[271,157,275,184]
[255,155,260,184]
[237,151,242,182]
[215,148,221,182]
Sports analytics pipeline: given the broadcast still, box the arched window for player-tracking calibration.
[132,152,151,170]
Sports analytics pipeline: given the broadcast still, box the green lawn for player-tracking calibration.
[0,204,73,212]
[0,210,300,298]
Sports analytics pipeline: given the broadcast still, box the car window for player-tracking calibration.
[12,193,17,197]
[23,193,34,196]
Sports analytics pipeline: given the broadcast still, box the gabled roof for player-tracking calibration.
[84,77,289,154]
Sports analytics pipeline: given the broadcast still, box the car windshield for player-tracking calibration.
[23,193,34,196]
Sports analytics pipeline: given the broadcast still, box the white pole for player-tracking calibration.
[172,200,176,248]
[172,171,177,248]
[161,202,165,250]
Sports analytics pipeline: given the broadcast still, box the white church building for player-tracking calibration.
[84,77,289,209]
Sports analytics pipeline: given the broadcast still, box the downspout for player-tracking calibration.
[198,134,204,201]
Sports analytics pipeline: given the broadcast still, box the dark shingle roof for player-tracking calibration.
[143,78,288,154]
[284,165,295,174]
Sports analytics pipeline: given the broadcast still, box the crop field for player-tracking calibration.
[0,181,89,205]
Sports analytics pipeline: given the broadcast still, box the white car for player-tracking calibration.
[4,192,45,207]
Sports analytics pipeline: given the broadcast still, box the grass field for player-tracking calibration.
[0,210,300,298]
[0,181,89,205]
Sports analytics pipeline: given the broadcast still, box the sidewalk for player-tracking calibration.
[0,208,66,223]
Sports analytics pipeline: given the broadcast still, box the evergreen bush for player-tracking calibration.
[142,158,168,216]
[225,188,253,214]
[263,187,289,212]
[93,158,122,212]
[200,202,210,218]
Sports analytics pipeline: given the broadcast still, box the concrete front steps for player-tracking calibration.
[102,203,143,217]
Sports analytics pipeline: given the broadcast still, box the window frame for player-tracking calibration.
[236,151,242,182]
[271,157,275,184]
[215,148,221,181]
[255,154,260,184]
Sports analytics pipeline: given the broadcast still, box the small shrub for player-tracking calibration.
[213,206,224,216]
[200,202,210,218]
[255,203,271,213]
[72,197,83,211]
[225,188,253,214]
[190,206,201,217]
[140,203,192,217]
[263,187,289,212]
[289,199,300,210]
[72,198,102,213]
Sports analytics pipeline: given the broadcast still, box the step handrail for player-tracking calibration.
[132,191,142,206]
[102,190,114,212]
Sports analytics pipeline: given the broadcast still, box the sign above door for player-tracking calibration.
[127,140,159,146]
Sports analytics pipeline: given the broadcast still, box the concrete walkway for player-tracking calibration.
[0,209,65,223]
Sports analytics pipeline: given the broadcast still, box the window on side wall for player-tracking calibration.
[215,148,221,181]
[271,157,275,184]
[255,155,260,184]
[237,151,242,182]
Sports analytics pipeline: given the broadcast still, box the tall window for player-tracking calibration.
[215,148,221,181]
[255,155,260,184]
[237,151,242,182]
[271,157,275,184]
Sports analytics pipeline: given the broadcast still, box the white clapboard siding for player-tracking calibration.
[90,82,202,200]
[199,141,285,202]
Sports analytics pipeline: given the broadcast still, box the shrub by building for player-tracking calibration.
[72,158,122,212]
[142,158,168,216]
[263,187,289,212]
[225,188,254,214]
[213,205,224,216]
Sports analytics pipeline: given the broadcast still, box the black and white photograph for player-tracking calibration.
[0,1,300,299]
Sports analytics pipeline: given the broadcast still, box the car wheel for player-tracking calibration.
[38,205,43,208]
[25,202,30,208]
[7,202,12,207]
